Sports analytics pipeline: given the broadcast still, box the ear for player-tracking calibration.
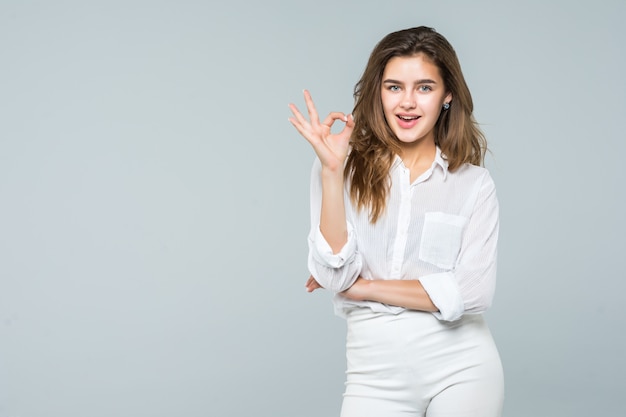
[444,92,452,105]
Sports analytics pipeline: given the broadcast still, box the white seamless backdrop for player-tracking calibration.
[1,1,624,416]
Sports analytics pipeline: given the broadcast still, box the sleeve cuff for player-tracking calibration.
[309,222,357,268]
[419,272,465,321]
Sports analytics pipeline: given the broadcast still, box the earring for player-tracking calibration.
[443,102,450,110]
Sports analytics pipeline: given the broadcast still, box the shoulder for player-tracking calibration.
[450,163,494,184]
[451,162,489,176]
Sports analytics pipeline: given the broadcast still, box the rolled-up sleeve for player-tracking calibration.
[308,222,362,292]
[419,172,499,321]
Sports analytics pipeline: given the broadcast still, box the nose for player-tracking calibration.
[400,91,416,109]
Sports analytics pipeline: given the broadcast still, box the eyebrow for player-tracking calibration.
[382,78,437,85]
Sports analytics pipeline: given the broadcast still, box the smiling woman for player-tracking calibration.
[289,26,503,417]
[380,54,452,177]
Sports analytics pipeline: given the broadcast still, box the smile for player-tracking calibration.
[396,115,421,129]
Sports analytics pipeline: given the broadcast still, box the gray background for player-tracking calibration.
[1,0,624,416]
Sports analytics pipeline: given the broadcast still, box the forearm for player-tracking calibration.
[307,159,360,293]
[319,167,348,254]
[343,278,438,312]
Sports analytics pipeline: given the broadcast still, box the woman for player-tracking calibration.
[288,26,504,417]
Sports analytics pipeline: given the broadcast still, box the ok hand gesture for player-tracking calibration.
[288,90,355,173]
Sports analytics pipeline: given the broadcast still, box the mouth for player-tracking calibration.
[397,115,420,121]
[396,114,420,128]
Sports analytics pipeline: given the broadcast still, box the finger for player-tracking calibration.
[346,113,355,128]
[309,276,321,287]
[305,275,316,290]
[288,103,309,127]
[336,113,356,138]
[305,275,315,286]
[288,116,310,140]
[307,285,319,293]
[321,112,348,128]
[303,90,321,126]
[305,275,323,291]
[305,283,318,293]
[288,104,317,141]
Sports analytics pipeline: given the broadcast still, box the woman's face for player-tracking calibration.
[380,54,452,146]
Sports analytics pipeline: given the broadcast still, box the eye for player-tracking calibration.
[387,85,401,92]
[418,85,433,92]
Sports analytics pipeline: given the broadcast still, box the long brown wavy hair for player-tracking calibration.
[346,26,487,222]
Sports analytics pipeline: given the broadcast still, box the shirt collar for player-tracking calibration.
[434,146,449,180]
[392,147,450,180]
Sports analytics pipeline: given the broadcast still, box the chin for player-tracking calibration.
[395,134,420,144]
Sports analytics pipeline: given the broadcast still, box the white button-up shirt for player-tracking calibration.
[308,148,499,322]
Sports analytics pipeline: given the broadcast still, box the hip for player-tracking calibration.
[344,307,502,383]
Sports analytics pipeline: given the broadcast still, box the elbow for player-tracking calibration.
[462,279,496,315]
[313,265,361,294]
[464,297,493,315]
[456,263,497,316]
[308,257,362,294]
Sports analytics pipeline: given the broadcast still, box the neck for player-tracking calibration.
[398,140,437,175]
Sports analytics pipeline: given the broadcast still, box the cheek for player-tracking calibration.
[425,98,444,115]
[380,92,389,108]
[381,93,397,114]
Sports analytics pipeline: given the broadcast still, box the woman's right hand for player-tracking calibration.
[288,90,355,173]
[305,275,324,293]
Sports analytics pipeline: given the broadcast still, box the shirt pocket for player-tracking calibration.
[419,212,468,270]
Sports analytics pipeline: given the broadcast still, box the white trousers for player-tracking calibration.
[340,307,504,417]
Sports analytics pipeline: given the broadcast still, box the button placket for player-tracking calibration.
[389,168,411,279]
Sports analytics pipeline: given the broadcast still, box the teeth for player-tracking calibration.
[399,116,418,121]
